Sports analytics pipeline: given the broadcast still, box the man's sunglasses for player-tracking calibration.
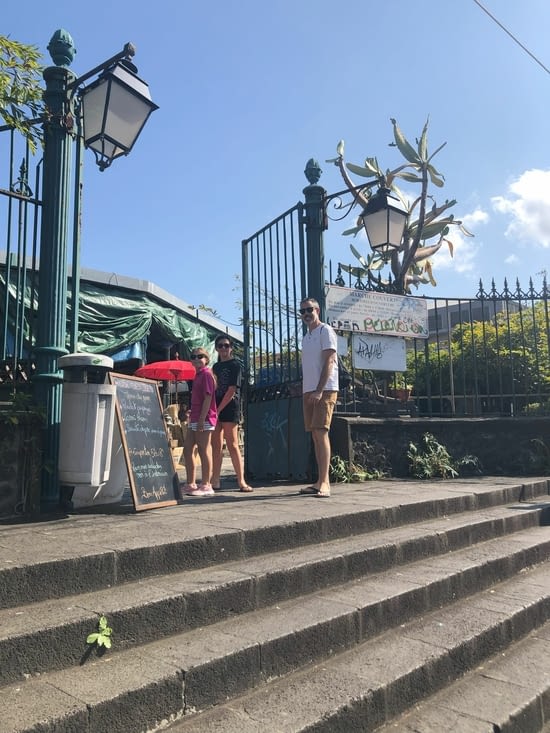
[216,343,231,349]
[299,306,315,315]
[190,354,207,360]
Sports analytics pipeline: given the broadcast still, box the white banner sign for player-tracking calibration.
[326,285,429,338]
[351,333,406,372]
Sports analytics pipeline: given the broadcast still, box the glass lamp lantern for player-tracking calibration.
[80,59,158,171]
[361,186,408,256]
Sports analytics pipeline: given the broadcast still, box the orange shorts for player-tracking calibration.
[303,391,338,431]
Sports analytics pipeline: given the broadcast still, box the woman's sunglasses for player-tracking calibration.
[190,354,207,360]
[299,306,315,315]
[216,343,231,349]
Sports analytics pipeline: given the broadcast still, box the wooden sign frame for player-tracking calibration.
[108,372,178,511]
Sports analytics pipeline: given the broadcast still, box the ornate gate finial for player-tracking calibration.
[47,29,77,67]
[304,158,322,185]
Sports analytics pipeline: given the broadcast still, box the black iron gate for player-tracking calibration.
[241,159,330,481]
[242,201,309,481]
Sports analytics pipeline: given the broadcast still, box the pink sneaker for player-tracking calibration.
[185,484,215,497]
[183,483,198,496]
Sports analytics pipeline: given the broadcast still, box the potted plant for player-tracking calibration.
[390,373,412,402]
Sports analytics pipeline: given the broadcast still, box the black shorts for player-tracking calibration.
[217,402,240,423]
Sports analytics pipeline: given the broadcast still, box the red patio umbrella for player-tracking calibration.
[134,359,195,403]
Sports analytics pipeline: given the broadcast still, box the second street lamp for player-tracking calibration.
[361,186,408,257]
[34,29,158,510]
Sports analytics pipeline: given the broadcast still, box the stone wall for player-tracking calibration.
[331,416,550,478]
[0,416,42,518]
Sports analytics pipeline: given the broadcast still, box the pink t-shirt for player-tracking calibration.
[190,367,218,426]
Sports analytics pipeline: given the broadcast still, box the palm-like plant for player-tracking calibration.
[328,118,473,295]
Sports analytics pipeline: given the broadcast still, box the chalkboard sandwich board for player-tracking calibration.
[109,373,179,511]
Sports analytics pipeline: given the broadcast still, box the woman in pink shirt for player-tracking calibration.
[182,348,218,496]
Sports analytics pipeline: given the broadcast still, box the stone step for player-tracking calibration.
[0,501,547,686]
[2,519,550,731]
[0,478,547,609]
[371,622,550,732]
[163,561,550,733]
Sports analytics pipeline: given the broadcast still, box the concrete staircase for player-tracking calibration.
[1,477,550,732]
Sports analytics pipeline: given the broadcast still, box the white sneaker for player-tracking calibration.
[185,484,215,497]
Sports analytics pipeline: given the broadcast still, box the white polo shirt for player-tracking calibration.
[301,323,339,393]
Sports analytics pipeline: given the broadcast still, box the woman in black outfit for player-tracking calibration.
[210,335,252,491]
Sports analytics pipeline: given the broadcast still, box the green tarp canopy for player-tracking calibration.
[0,271,235,361]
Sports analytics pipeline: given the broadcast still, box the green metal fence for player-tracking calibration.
[0,127,43,392]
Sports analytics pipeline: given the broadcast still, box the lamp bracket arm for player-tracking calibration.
[67,42,136,94]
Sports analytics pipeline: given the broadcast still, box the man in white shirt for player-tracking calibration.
[299,297,339,497]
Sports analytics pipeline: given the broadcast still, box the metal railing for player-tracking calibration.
[329,271,550,418]
[0,127,42,395]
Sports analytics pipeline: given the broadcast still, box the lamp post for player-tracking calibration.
[303,158,327,318]
[34,30,157,511]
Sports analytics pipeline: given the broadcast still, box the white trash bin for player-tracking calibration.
[58,353,116,506]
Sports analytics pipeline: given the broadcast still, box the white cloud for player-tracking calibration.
[491,169,550,248]
[504,253,519,265]
[463,208,489,228]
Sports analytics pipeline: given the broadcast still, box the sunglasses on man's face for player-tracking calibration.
[216,343,231,349]
[190,354,206,360]
[299,306,315,315]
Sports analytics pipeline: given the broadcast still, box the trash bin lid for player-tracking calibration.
[58,353,114,370]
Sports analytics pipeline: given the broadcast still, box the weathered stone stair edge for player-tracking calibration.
[0,478,548,610]
[0,503,548,687]
[373,628,550,733]
[164,562,550,733]
[4,534,550,733]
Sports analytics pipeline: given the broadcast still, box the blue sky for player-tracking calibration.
[4,0,550,329]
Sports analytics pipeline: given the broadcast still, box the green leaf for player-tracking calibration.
[342,225,363,237]
[423,200,457,224]
[427,165,445,187]
[369,257,386,271]
[427,167,444,187]
[409,220,450,241]
[458,223,474,237]
[390,118,420,164]
[87,633,99,645]
[427,141,447,163]
[98,615,108,630]
[417,118,429,161]
[340,264,368,278]
[364,157,382,175]
[349,243,368,267]
[345,162,377,179]
[394,171,423,183]
[103,637,112,649]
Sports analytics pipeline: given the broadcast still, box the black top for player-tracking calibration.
[213,358,242,423]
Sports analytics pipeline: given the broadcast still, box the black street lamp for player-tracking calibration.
[361,186,408,257]
[34,29,158,510]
